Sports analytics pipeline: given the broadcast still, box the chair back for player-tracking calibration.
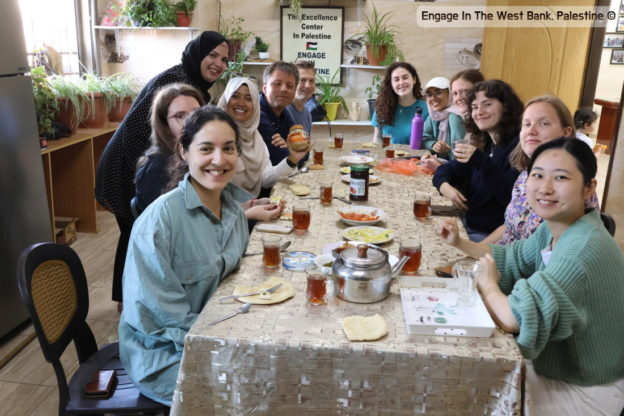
[17,243,99,406]
[130,196,140,219]
[601,213,616,237]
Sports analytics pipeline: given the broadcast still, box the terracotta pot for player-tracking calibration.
[81,92,108,128]
[109,97,133,122]
[175,11,192,27]
[366,44,387,66]
[228,39,241,61]
[55,97,78,134]
[323,103,340,121]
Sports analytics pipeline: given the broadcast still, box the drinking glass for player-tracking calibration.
[452,260,483,305]
[320,181,332,205]
[382,134,391,148]
[305,267,332,305]
[385,147,395,159]
[413,192,431,220]
[313,147,324,165]
[334,134,344,149]
[398,239,422,274]
[262,235,281,268]
[292,201,311,233]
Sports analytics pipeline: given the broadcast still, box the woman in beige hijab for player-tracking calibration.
[218,76,308,197]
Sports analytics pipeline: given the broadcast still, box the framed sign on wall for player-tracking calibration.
[281,7,344,82]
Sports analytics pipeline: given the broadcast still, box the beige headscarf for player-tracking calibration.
[217,77,268,196]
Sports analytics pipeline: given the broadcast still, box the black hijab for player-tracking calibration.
[181,31,228,95]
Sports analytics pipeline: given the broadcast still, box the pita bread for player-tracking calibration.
[290,184,310,196]
[362,142,378,149]
[308,164,324,170]
[395,150,409,157]
[233,277,294,305]
[342,314,388,341]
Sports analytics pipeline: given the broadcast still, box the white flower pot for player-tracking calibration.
[258,52,269,60]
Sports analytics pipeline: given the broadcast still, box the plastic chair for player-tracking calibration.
[130,196,140,219]
[17,242,168,416]
[600,212,616,237]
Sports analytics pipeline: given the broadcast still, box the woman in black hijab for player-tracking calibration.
[95,31,229,309]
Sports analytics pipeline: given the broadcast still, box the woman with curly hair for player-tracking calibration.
[371,62,429,145]
[432,80,523,241]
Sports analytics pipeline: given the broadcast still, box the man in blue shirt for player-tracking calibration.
[259,61,301,166]
[285,61,316,136]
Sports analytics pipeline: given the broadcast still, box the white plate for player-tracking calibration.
[320,242,398,266]
[339,155,374,166]
[340,174,381,185]
[342,226,394,244]
[336,206,386,226]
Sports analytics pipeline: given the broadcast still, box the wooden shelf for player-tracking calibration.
[340,64,385,70]
[312,119,370,126]
[94,25,200,31]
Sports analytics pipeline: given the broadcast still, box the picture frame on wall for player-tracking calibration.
[620,0,624,15]
[610,49,624,65]
[618,16,624,32]
[604,33,624,48]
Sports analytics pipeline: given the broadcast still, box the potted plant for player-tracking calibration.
[364,74,382,120]
[254,36,269,60]
[30,66,59,143]
[48,75,88,134]
[219,49,247,87]
[315,71,348,121]
[359,3,399,66]
[78,72,115,128]
[122,0,177,27]
[173,0,195,27]
[219,16,254,61]
[106,73,140,122]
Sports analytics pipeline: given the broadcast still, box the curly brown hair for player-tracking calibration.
[374,62,422,127]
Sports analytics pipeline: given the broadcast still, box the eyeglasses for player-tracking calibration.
[425,89,446,99]
[167,112,189,122]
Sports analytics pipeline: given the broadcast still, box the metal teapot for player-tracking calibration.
[331,244,408,303]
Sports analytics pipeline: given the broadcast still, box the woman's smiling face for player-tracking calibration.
[390,67,416,99]
[226,84,254,123]
[520,102,572,159]
[471,91,503,133]
[200,42,229,83]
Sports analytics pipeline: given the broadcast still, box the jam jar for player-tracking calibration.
[349,164,369,201]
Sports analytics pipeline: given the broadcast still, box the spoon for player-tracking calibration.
[288,166,309,178]
[207,303,251,326]
[244,241,291,257]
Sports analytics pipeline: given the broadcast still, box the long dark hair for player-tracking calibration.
[375,62,422,127]
[464,80,524,148]
[528,137,597,186]
[165,105,241,191]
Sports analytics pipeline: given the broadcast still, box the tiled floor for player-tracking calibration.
[0,134,613,416]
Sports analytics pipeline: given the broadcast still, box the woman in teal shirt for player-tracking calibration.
[118,106,250,406]
[371,62,428,144]
[436,137,624,415]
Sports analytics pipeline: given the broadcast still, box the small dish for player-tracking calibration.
[313,254,336,273]
[336,206,386,226]
[339,155,374,166]
[340,174,381,185]
[282,251,315,271]
[342,226,393,244]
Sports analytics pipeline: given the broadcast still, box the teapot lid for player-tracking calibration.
[340,244,387,268]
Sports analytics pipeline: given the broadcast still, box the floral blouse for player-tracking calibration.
[498,170,601,245]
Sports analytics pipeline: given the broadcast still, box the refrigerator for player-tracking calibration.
[0,0,53,338]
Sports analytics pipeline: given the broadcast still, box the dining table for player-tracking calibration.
[170,140,526,415]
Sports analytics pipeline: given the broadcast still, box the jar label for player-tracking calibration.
[350,178,366,196]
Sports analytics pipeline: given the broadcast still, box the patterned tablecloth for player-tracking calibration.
[171,141,525,415]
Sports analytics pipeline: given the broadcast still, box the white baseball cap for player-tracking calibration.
[424,77,451,92]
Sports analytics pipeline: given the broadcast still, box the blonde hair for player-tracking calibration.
[509,95,575,171]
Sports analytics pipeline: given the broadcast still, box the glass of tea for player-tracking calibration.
[398,239,422,274]
[334,133,344,149]
[381,134,391,148]
[262,235,281,268]
[452,260,483,305]
[313,147,324,165]
[292,201,311,233]
[319,181,332,205]
[413,192,431,220]
[305,266,331,305]
[385,147,395,159]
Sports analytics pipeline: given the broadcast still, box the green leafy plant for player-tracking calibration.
[219,16,253,43]
[219,50,247,86]
[173,0,196,17]
[30,66,59,138]
[315,71,349,116]
[365,74,383,99]
[79,72,116,112]
[123,0,177,27]
[105,72,140,101]
[287,0,303,21]
[359,3,402,64]
[254,36,268,53]
[47,74,88,127]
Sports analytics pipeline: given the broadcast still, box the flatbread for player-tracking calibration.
[290,184,310,196]
[395,150,409,157]
[280,211,293,220]
[342,314,388,341]
[308,164,324,170]
[270,195,283,204]
[362,142,378,149]
[232,277,294,305]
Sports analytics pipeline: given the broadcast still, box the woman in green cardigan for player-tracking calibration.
[436,137,624,415]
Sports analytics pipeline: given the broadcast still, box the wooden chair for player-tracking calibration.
[17,242,168,415]
[600,212,616,237]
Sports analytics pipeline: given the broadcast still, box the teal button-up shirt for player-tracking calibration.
[118,174,249,405]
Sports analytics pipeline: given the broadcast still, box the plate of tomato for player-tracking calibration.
[336,206,386,226]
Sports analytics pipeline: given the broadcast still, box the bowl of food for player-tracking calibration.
[313,253,336,273]
[336,206,386,226]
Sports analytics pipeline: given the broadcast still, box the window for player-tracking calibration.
[19,0,80,74]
